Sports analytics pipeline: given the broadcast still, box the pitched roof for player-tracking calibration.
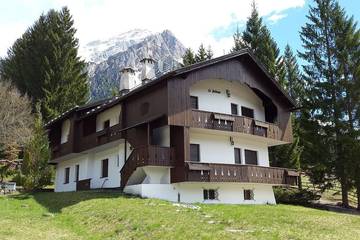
[46,48,296,127]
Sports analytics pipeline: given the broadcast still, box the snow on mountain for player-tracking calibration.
[80,29,153,63]
[82,29,186,100]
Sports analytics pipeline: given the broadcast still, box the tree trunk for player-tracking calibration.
[341,177,349,208]
[298,172,303,190]
[357,184,360,210]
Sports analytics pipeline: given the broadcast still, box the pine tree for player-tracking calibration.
[195,44,208,62]
[283,44,304,103]
[206,45,214,60]
[21,104,53,191]
[231,25,242,52]
[299,0,359,207]
[240,1,282,80]
[182,48,196,66]
[1,7,89,122]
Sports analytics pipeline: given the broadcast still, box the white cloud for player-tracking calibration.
[268,13,288,23]
[0,0,305,57]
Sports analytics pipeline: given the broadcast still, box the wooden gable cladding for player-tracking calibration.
[123,81,168,128]
[167,56,293,143]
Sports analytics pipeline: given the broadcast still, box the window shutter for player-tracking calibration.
[245,150,258,165]
[234,148,241,164]
[190,144,200,162]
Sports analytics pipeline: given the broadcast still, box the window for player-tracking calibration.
[101,159,109,178]
[190,96,198,109]
[203,189,218,200]
[245,150,258,165]
[241,106,254,118]
[190,144,200,162]
[64,167,70,184]
[231,103,238,115]
[103,120,110,129]
[75,165,79,182]
[244,189,254,200]
[234,148,241,164]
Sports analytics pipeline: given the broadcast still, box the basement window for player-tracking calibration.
[244,189,254,200]
[203,189,218,200]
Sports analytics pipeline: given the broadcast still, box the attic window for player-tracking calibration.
[140,102,150,116]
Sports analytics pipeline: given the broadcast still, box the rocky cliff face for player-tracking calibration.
[81,29,186,100]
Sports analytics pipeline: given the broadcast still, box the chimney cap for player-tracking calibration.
[140,57,155,64]
[120,67,135,73]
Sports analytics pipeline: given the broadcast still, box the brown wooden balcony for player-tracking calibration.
[77,123,123,152]
[184,162,299,186]
[191,109,282,141]
[120,145,175,188]
[51,142,73,159]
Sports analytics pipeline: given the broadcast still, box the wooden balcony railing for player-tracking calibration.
[120,145,175,188]
[77,123,123,152]
[184,162,299,186]
[51,142,73,159]
[191,109,282,141]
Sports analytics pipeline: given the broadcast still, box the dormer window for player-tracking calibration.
[241,106,254,119]
[103,120,110,129]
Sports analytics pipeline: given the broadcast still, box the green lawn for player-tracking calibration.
[0,191,359,240]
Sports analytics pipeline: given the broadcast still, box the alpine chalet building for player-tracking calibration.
[47,49,299,204]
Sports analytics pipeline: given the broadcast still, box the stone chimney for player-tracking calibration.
[119,67,136,94]
[140,57,155,84]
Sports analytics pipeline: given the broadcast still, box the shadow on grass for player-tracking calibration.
[9,190,138,213]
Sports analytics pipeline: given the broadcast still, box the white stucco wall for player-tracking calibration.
[61,119,70,144]
[54,143,125,192]
[190,131,269,166]
[176,183,276,204]
[190,79,265,121]
[96,104,121,132]
[124,183,276,204]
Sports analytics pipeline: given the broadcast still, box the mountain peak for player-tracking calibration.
[86,29,186,100]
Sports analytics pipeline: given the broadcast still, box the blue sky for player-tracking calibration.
[211,0,360,56]
[0,0,359,60]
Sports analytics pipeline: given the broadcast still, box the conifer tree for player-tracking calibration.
[21,104,53,191]
[299,0,360,207]
[195,44,208,62]
[1,7,88,122]
[239,1,284,82]
[231,25,242,52]
[206,45,214,60]
[182,48,196,66]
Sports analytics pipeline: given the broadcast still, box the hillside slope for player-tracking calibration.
[1,191,360,240]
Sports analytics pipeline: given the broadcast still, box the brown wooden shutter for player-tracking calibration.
[190,96,199,109]
[234,148,241,164]
[102,159,109,178]
[241,106,254,118]
[64,167,70,184]
[190,144,200,162]
[244,150,258,165]
[231,103,238,115]
[75,165,79,182]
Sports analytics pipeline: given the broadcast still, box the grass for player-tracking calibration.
[301,176,358,207]
[0,191,360,240]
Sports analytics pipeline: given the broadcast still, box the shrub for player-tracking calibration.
[274,187,320,206]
